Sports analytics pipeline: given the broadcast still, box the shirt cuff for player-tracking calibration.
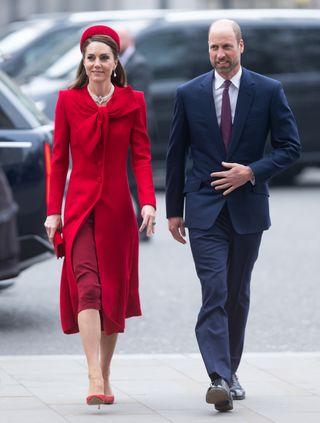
[248,166,255,185]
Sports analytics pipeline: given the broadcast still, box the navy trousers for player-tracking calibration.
[189,205,263,383]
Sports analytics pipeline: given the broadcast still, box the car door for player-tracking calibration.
[0,72,53,268]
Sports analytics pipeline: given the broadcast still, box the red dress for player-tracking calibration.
[48,85,156,335]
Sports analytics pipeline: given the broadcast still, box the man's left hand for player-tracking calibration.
[210,161,254,196]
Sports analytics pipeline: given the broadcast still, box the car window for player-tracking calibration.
[0,71,48,127]
[11,27,82,80]
[45,45,81,79]
[241,25,293,74]
[188,25,213,76]
[242,24,320,75]
[0,19,55,59]
[136,28,193,80]
[0,21,26,42]
[296,25,320,71]
[0,105,14,129]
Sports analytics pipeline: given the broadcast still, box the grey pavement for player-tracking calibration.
[0,169,319,422]
[1,353,320,422]
[1,182,320,355]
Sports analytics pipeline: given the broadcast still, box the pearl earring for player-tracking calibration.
[113,70,117,78]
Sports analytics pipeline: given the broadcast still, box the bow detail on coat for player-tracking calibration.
[74,85,140,157]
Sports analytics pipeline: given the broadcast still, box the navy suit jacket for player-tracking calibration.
[166,68,301,234]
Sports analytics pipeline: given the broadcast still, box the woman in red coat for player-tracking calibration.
[44,25,156,407]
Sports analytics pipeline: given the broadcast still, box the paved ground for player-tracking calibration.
[0,170,319,422]
[0,353,320,423]
[0,180,319,354]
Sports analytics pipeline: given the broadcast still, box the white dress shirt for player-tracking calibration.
[213,67,242,125]
[212,67,255,183]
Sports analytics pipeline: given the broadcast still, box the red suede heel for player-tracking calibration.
[103,395,114,404]
[86,394,107,407]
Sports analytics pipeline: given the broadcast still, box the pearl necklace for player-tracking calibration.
[87,84,114,105]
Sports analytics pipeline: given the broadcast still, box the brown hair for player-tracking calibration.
[69,35,127,89]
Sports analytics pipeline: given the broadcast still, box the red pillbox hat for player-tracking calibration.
[80,25,120,51]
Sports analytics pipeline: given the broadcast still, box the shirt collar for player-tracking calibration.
[214,67,242,90]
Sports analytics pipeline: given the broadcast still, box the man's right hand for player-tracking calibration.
[168,217,187,244]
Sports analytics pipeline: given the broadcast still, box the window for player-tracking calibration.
[137,28,192,80]
[296,25,320,72]
[0,105,14,129]
[241,25,295,75]
[188,25,212,77]
[242,23,320,75]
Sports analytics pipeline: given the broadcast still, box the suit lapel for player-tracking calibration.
[199,71,226,158]
[227,68,255,159]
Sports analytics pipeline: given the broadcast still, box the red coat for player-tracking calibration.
[48,85,156,335]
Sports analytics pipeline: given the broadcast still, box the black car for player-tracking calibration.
[0,70,53,281]
[0,164,19,282]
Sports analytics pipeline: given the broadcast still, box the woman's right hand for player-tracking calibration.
[44,214,62,244]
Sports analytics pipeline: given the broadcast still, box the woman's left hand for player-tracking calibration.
[139,205,156,237]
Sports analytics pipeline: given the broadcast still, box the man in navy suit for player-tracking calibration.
[166,19,300,412]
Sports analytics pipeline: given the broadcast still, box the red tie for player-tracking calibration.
[220,80,232,150]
